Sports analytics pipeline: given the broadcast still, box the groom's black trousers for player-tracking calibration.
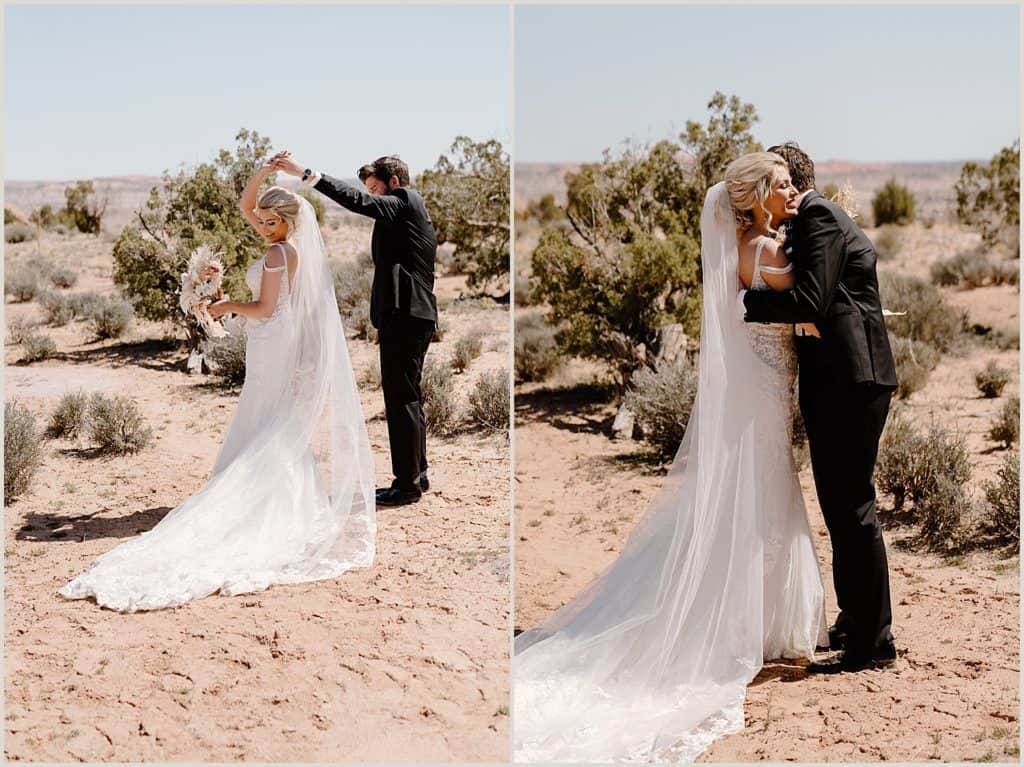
[798,378,895,656]
[378,316,435,489]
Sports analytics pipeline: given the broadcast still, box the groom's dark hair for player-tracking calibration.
[768,142,816,192]
[358,156,410,187]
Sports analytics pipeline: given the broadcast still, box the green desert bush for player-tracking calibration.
[877,416,972,511]
[20,331,57,362]
[989,395,1019,448]
[514,272,534,307]
[87,393,153,454]
[451,331,484,373]
[47,391,89,439]
[624,355,700,457]
[203,320,247,386]
[981,452,1020,551]
[4,401,44,502]
[5,223,36,244]
[467,369,510,434]
[879,271,964,352]
[889,334,940,399]
[90,297,134,339]
[515,312,562,383]
[871,178,916,226]
[5,269,41,303]
[975,360,1010,398]
[421,356,459,437]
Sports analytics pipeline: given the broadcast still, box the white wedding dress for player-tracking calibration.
[60,199,376,612]
[513,182,826,763]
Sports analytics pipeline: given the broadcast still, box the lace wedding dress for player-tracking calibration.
[513,183,826,763]
[60,199,376,612]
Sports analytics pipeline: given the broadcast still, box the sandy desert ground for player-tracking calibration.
[3,222,511,762]
[513,164,1020,762]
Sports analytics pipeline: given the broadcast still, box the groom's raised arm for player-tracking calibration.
[742,204,846,324]
[312,173,406,224]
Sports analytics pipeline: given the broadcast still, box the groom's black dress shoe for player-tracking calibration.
[417,473,430,492]
[807,644,897,675]
[815,623,848,653]
[375,485,422,507]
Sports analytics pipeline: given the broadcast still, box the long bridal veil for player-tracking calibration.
[60,197,376,611]
[513,182,823,762]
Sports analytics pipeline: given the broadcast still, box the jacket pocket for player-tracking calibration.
[822,309,874,384]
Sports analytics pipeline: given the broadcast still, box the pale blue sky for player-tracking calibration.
[5,4,510,180]
[516,4,1019,163]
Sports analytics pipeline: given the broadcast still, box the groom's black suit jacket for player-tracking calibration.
[743,190,898,390]
[313,174,438,329]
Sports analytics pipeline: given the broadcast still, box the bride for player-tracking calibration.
[59,163,376,612]
[514,152,827,762]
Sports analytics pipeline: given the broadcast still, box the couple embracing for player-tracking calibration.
[60,152,438,612]
[514,144,899,762]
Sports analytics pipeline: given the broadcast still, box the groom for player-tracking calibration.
[271,151,438,507]
[741,143,899,674]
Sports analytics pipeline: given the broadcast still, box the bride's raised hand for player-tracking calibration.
[269,151,304,177]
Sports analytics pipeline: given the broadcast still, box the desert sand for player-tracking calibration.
[3,223,511,762]
[513,204,1020,760]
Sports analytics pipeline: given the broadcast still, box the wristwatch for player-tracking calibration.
[301,168,313,182]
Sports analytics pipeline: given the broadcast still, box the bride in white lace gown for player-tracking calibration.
[513,153,827,762]
[60,165,376,612]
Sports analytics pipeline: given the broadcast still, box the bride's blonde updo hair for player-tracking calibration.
[724,152,788,233]
[256,186,302,234]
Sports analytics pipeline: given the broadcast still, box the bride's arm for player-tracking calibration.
[238,164,275,233]
[209,246,286,320]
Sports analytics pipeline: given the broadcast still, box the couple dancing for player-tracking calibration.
[59,152,438,612]
[514,144,899,762]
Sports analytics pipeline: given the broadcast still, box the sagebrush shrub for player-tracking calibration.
[69,292,103,317]
[38,291,76,326]
[515,312,562,383]
[6,316,37,345]
[914,476,972,552]
[203,320,247,386]
[452,331,484,373]
[21,331,57,362]
[87,393,153,454]
[332,253,376,341]
[5,269,41,303]
[975,360,1010,398]
[981,452,1020,551]
[5,223,36,244]
[47,391,89,439]
[624,355,699,457]
[877,416,972,510]
[872,225,903,261]
[467,369,509,434]
[889,334,940,399]
[4,401,43,502]
[48,264,79,289]
[90,297,134,339]
[989,395,1019,448]
[421,356,459,437]
[514,272,534,307]
[929,249,993,288]
[879,271,964,352]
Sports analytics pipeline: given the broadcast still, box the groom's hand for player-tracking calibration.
[270,151,304,178]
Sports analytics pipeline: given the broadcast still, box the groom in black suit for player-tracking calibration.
[272,152,438,507]
[741,143,899,673]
